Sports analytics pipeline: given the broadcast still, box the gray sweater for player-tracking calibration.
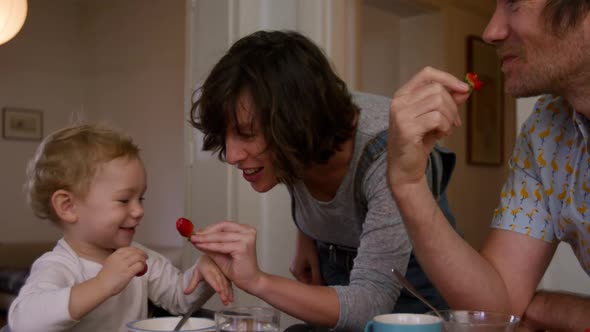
[290,92,411,332]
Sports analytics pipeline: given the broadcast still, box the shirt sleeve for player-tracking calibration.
[8,255,80,332]
[141,244,201,315]
[333,155,411,332]
[491,115,556,243]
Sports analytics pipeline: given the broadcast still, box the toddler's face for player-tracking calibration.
[72,157,147,258]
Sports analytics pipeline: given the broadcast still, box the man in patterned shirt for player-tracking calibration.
[386,0,590,331]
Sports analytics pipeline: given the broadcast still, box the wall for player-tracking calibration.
[0,0,83,243]
[360,4,400,95]
[81,0,187,247]
[399,12,443,85]
[357,0,513,250]
[0,0,187,248]
[360,4,443,105]
[440,4,516,250]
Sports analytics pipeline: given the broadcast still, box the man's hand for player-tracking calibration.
[388,66,470,189]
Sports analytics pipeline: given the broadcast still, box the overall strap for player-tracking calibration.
[354,130,456,209]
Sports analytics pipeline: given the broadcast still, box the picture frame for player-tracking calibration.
[466,35,504,166]
[2,108,43,141]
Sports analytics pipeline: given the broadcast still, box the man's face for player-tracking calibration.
[483,0,590,97]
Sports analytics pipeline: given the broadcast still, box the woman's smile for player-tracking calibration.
[242,167,264,182]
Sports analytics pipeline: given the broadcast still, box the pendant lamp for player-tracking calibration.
[0,0,27,46]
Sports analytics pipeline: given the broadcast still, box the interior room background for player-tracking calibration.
[1,0,588,328]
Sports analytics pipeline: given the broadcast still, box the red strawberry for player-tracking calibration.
[176,217,195,239]
[465,72,483,92]
[473,79,483,91]
[136,263,148,277]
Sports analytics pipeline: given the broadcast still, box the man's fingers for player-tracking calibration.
[416,111,455,138]
[395,66,470,97]
[395,83,462,127]
[453,91,471,106]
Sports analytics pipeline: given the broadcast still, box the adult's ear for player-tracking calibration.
[51,189,78,224]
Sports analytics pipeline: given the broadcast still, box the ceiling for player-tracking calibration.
[364,0,436,17]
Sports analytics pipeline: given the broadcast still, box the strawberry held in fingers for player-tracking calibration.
[465,72,483,93]
[176,217,195,239]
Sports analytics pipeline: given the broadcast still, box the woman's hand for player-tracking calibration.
[289,229,323,285]
[388,66,470,189]
[191,221,264,294]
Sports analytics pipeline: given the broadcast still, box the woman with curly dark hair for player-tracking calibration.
[189,30,457,331]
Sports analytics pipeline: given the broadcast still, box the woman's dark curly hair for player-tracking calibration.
[190,30,359,186]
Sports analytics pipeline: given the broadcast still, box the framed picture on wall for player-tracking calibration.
[2,108,43,141]
[466,35,504,166]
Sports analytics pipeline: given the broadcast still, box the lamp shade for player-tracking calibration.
[0,0,27,46]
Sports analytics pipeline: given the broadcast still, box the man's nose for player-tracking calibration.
[483,4,509,45]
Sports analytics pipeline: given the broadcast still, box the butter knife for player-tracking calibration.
[173,283,216,331]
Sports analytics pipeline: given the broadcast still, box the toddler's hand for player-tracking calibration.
[96,246,148,296]
[186,255,233,305]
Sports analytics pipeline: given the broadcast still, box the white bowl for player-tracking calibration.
[127,317,215,332]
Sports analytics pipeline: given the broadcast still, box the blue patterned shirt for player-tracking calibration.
[492,95,590,275]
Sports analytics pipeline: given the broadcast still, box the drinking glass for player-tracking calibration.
[215,307,280,332]
[426,310,520,332]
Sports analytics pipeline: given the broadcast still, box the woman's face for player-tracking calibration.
[224,90,279,193]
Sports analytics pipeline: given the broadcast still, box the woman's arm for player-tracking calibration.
[192,167,412,332]
[192,221,340,327]
[289,229,323,285]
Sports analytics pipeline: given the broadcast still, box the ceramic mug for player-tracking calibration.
[364,313,442,332]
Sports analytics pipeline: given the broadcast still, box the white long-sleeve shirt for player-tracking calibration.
[8,239,201,332]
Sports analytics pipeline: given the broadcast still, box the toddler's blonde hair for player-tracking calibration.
[25,124,140,222]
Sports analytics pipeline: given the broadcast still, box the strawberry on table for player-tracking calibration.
[176,217,195,239]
